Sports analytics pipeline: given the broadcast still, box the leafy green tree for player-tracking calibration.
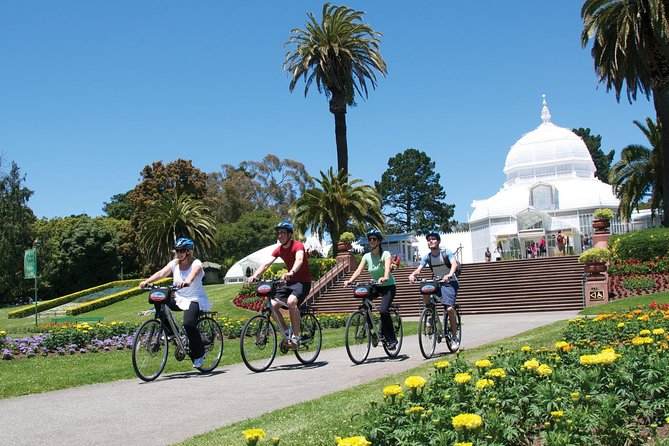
[215,210,280,263]
[572,128,615,183]
[292,168,384,253]
[205,167,258,224]
[139,194,217,270]
[609,117,663,221]
[34,216,120,298]
[581,0,669,226]
[375,149,455,233]
[103,192,133,220]
[284,3,387,177]
[0,159,36,304]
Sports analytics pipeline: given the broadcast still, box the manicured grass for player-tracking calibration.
[177,295,667,446]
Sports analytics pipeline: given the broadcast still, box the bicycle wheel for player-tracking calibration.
[383,307,403,357]
[294,313,322,365]
[418,306,438,359]
[345,310,371,364]
[132,319,168,382]
[445,307,462,352]
[240,314,277,372]
[196,316,224,372]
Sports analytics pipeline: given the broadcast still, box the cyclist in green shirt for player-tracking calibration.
[343,229,398,350]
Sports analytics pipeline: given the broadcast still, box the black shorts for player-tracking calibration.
[274,281,311,306]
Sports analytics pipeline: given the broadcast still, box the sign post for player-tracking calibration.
[24,248,38,327]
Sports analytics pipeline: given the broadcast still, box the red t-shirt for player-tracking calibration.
[272,240,312,282]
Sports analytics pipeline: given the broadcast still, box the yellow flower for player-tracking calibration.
[631,336,653,346]
[522,359,540,370]
[242,428,266,442]
[452,413,483,431]
[555,341,569,349]
[485,368,507,379]
[454,373,472,384]
[434,360,450,369]
[520,345,532,352]
[405,406,425,415]
[653,328,665,335]
[617,322,625,328]
[405,375,427,389]
[455,443,473,446]
[476,379,494,389]
[537,364,553,376]
[383,385,403,397]
[570,391,580,401]
[640,329,651,335]
[475,359,493,368]
[335,436,371,446]
[551,410,564,418]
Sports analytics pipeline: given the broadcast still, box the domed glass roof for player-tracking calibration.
[503,97,595,183]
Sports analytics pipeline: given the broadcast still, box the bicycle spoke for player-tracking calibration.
[345,311,370,364]
[294,313,322,365]
[195,317,224,372]
[240,315,277,372]
[132,319,168,381]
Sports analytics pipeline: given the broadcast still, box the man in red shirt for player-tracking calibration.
[249,221,312,346]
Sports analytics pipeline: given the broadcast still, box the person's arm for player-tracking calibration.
[139,263,173,288]
[408,262,424,283]
[248,256,277,284]
[445,256,459,282]
[343,258,367,287]
[282,249,305,281]
[378,252,392,284]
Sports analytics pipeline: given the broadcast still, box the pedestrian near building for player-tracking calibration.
[484,247,491,262]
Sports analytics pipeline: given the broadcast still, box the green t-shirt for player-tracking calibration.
[362,251,396,286]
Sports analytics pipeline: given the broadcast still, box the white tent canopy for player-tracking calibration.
[224,243,284,284]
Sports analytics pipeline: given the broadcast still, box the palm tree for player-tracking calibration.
[284,3,387,177]
[292,168,384,254]
[581,0,669,226]
[610,117,663,220]
[139,194,217,269]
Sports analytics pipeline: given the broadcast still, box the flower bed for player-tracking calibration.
[609,273,669,299]
[340,304,669,445]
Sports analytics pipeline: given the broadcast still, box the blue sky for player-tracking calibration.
[0,1,655,224]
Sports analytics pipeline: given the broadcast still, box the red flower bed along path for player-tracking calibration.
[233,294,264,312]
[609,273,669,299]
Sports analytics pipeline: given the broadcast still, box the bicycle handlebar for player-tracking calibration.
[346,279,380,288]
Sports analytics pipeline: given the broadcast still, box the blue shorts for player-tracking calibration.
[439,281,459,308]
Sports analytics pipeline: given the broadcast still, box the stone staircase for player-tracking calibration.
[311,255,585,317]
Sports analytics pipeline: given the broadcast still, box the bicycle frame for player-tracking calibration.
[349,282,386,345]
[255,279,307,347]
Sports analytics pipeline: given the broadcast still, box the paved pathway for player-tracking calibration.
[1,311,579,446]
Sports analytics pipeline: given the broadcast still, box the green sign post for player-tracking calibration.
[24,248,38,326]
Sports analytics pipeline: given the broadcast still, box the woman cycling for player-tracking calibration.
[139,237,210,368]
[343,229,398,350]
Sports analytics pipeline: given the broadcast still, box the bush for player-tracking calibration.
[577,247,610,264]
[593,208,614,220]
[339,232,356,243]
[609,227,669,263]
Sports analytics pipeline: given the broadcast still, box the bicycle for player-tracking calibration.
[344,280,403,364]
[239,279,323,373]
[416,276,462,358]
[131,284,224,381]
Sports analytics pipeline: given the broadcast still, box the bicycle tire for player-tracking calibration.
[195,316,224,372]
[294,313,322,365]
[418,306,438,359]
[345,310,371,364]
[240,314,277,372]
[383,307,403,357]
[446,307,462,352]
[132,319,168,382]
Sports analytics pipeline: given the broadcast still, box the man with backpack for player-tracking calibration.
[556,230,566,256]
[408,231,461,349]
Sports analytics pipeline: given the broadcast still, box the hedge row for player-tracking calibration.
[609,227,669,262]
[65,278,171,316]
[8,279,145,319]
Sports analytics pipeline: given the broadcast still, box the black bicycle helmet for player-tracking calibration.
[425,231,441,242]
[174,238,194,250]
[366,228,383,241]
[275,221,294,233]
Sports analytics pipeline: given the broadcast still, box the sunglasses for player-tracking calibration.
[175,249,188,254]
[367,237,379,242]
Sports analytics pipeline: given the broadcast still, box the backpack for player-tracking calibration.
[557,234,565,244]
[427,250,462,278]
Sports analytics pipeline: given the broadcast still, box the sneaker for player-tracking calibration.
[193,354,206,368]
[386,340,398,351]
[451,335,460,350]
[289,335,300,348]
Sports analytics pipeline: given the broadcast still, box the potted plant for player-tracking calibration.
[578,247,611,276]
[592,208,613,234]
[337,232,356,253]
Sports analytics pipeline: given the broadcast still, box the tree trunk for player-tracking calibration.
[330,95,348,177]
[653,85,669,227]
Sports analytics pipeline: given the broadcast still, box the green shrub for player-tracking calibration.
[609,227,669,263]
[577,247,610,264]
[65,278,171,316]
[593,208,614,220]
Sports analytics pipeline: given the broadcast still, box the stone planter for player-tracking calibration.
[592,218,610,234]
[584,261,607,277]
[337,242,352,253]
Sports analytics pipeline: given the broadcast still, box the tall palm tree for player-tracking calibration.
[610,117,663,220]
[284,3,387,177]
[139,194,217,269]
[581,0,669,226]
[292,168,384,254]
